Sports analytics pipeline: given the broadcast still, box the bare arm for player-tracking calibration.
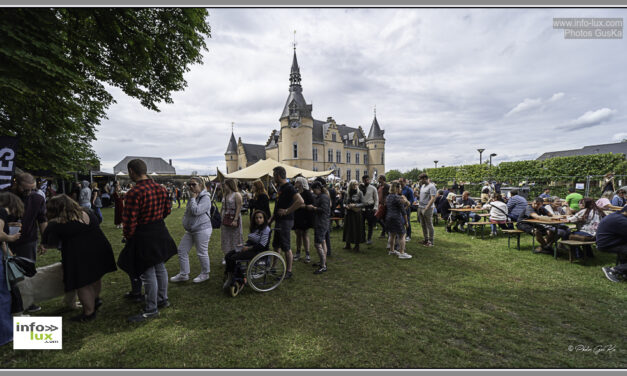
[286,193,305,215]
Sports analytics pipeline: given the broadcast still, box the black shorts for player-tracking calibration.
[272,219,293,252]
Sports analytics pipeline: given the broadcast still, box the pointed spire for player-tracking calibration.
[289,30,301,89]
[225,123,238,154]
[367,109,385,140]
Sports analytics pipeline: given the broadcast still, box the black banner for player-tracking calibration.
[0,136,19,191]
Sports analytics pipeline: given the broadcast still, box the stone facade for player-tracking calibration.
[225,49,385,181]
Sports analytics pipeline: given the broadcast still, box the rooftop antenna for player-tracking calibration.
[293,30,297,50]
[374,105,376,117]
[231,121,234,133]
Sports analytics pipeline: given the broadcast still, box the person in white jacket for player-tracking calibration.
[170,177,213,283]
[483,194,509,236]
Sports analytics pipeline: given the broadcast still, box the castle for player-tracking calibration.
[225,47,385,182]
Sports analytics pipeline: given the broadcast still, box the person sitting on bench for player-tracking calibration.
[563,198,605,258]
[596,206,627,283]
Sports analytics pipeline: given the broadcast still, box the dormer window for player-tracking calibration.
[332,133,336,142]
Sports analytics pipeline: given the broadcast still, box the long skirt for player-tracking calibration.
[343,210,365,244]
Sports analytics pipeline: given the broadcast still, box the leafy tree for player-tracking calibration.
[385,169,403,182]
[0,8,211,175]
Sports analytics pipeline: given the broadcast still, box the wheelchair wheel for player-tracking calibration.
[246,251,286,292]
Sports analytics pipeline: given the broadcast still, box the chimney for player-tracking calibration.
[169,159,172,166]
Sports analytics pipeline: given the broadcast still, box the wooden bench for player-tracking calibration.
[466,222,488,239]
[502,229,524,250]
[559,240,596,263]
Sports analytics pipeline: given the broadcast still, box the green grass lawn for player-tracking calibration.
[1,204,625,368]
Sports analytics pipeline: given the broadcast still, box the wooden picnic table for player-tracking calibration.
[522,218,573,259]
[449,208,486,212]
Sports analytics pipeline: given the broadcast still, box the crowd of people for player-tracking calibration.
[2,161,627,346]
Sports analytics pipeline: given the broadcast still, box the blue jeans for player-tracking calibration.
[140,263,169,313]
[93,206,103,224]
[405,207,412,238]
[0,257,13,346]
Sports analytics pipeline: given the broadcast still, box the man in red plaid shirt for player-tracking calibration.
[117,159,177,323]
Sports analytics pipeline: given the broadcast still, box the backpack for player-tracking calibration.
[210,199,221,229]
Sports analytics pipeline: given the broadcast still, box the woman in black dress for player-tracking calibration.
[293,177,314,263]
[40,194,117,322]
[343,180,366,251]
[248,179,271,220]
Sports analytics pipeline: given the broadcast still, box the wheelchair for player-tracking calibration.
[224,250,286,297]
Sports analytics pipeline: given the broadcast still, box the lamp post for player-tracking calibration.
[489,153,497,168]
[477,148,485,165]
[434,160,438,168]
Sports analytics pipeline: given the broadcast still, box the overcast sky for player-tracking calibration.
[93,8,627,175]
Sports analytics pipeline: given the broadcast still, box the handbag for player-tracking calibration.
[222,212,239,227]
[4,255,35,291]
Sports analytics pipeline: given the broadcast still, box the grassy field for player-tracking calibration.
[1,203,625,368]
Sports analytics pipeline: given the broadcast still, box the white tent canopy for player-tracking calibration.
[217,158,333,181]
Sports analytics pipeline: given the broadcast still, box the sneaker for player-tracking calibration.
[602,267,622,283]
[293,253,301,261]
[405,237,411,242]
[398,253,413,259]
[533,247,551,255]
[313,266,327,274]
[157,300,171,309]
[284,271,293,279]
[423,241,433,247]
[366,239,373,245]
[388,250,400,256]
[26,304,42,313]
[127,310,159,323]
[304,255,311,264]
[170,273,189,282]
[221,258,226,265]
[192,273,209,283]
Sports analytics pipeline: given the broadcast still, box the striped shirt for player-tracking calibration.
[246,226,271,253]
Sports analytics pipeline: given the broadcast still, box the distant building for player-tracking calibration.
[225,46,386,181]
[536,141,627,160]
[113,156,176,175]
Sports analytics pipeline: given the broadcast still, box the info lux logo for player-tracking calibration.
[13,317,63,350]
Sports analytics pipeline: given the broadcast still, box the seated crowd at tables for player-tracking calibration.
[2,167,627,346]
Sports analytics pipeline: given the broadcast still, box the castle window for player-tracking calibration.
[337,168,341,178]
[293,143,298,159]
[381,153,384,164]
[313,148,318,162]
[328,149,333,162]
[355,153,360,165]
[346,152,351,164]
[347,169,351,181]
[336,151,341,163]
[313,166,318,172]
[364,154,368,165]
[356,169,360,181]
[332,133,336,142]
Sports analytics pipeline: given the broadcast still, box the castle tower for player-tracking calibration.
[366,110,385,178]
[225,130,238,173]
[278,45,313,170]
